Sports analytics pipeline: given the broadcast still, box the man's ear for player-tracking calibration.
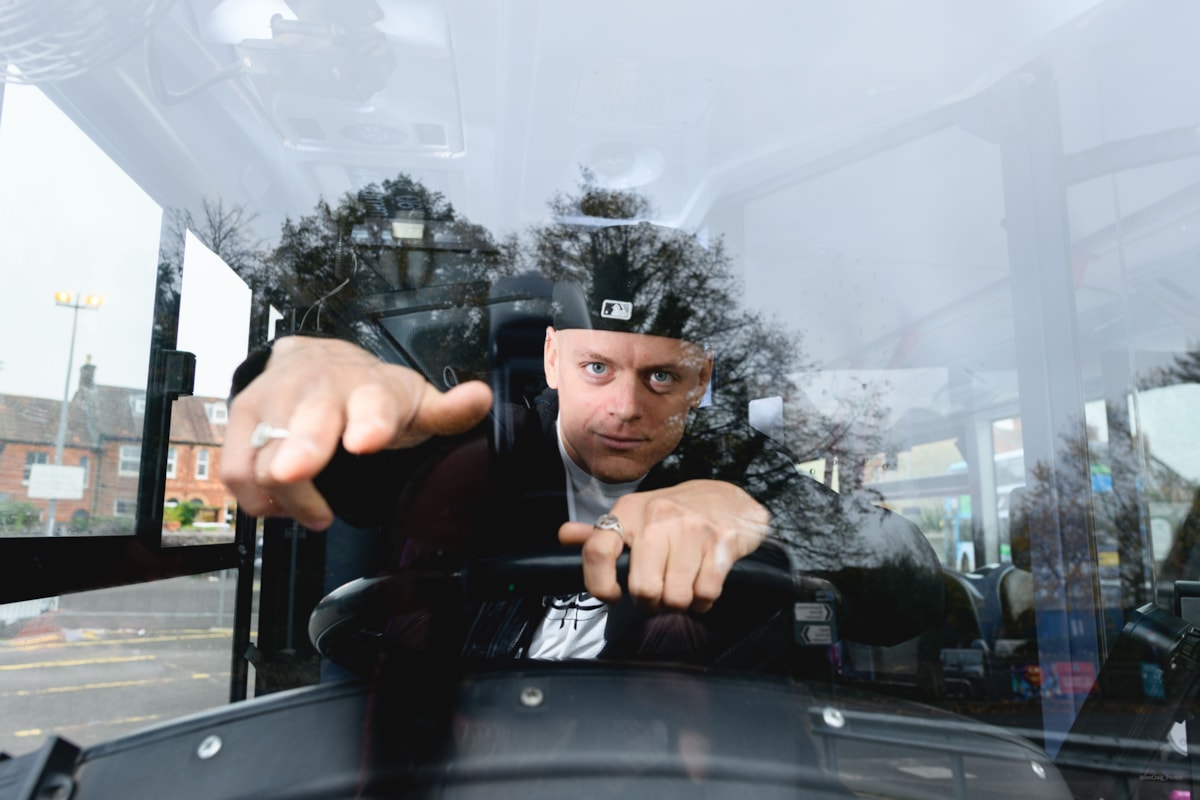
[543,326,560,390]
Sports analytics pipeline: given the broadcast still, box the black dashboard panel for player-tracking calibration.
[4,665,1070,800]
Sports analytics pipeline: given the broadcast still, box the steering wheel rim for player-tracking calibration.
[309,548,820,674]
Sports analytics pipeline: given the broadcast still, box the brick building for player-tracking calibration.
[0,360,233,533]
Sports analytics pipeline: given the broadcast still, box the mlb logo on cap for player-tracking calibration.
[601,299,632,320]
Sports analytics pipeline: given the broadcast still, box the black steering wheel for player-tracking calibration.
[309,548,827,674]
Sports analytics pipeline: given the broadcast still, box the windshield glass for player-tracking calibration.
[2,2,1200,798]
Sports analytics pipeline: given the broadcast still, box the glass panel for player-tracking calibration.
[0,82,160,537]
[163,230,250,546]
[1143,378,1200,604]
[0,569,253,756]
[993,416,1025,562]
[743,126,1006,582]
[3,2,1200,795]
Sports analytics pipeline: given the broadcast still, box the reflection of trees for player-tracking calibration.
[200,173,919,584]
[527,182,804,483]
[196,198,265,281]
[1007,345,1200,643]
[220,170,893,503]
[169,177,509,376]
[526,177,889,479]
[154,199,268,342]
[1012,397,1184,630]
[518,176,904,576]
[1160,491,1200,588]
[1144,347,1200,388]
[153,208,187,343]
[263,175,509,363]
[1140,346,1200,595]
[1018,408,1139,607]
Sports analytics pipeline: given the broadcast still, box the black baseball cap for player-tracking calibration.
[550,234,696,341]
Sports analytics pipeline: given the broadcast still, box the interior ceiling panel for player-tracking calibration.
[31,0,1109,234]
[28,0,1199,379]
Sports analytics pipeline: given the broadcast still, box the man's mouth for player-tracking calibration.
[592,432,648,451]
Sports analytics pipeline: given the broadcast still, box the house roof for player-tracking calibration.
[0,394,92,447]
[170,396,226,446]
[0,376,226,449]
[78,385,144,441]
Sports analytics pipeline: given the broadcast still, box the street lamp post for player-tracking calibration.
[47,291,102,535]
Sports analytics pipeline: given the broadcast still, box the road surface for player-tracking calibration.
[0,571,255,757]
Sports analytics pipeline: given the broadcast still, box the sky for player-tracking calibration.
[0,82,251,402]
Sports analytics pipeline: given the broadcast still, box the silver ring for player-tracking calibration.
[250,422,290,449]
[594,513,623,537]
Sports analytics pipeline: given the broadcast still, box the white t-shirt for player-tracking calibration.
[526,418,643,660]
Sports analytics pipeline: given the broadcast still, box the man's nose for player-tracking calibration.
[606,374,644,420]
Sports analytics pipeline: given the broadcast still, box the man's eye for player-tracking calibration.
[584,362,608,376]
[649,370,676,385]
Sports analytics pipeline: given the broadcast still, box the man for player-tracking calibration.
[223,272,943,662]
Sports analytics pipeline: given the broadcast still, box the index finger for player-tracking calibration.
[359,379,493,451]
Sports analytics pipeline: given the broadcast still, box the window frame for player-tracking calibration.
[22,451,49,484]
[118,445,141,477]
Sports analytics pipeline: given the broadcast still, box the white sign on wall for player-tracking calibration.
[27,464,85,500]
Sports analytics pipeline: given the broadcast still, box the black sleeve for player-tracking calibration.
[229,343,273,400]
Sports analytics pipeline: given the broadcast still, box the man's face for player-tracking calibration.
[543,327,712,483]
